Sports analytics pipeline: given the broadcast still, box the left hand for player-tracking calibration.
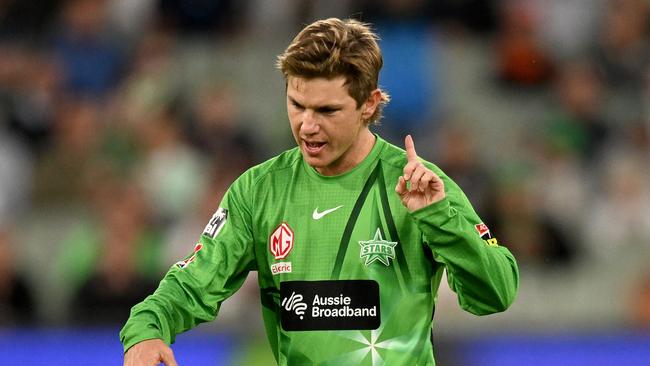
[395,135,445,212]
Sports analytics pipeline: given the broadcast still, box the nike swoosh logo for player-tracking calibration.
[312,205,343,220]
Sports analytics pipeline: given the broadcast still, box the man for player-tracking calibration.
[121,18,519,365]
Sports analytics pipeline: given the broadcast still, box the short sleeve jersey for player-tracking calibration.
[120,136,519,365]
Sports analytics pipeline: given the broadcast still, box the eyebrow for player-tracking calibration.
[287,96,344,111]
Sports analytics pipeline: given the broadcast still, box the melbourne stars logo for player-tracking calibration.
[359,228,398,266]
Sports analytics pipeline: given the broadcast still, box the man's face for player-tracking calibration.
[287,76,377,176]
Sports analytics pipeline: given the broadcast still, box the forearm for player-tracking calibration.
[120,270,220,352]
[412,198,519,315]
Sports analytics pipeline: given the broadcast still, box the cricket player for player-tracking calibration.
[121,17,519,366]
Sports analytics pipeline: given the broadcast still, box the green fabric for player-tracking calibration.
[120,136,519,365]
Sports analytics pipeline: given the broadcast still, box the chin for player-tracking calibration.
[303,155,326,168]
[302,153,331,169]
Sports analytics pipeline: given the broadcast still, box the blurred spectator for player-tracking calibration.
[115,28,179,128]
[135,104,208,224]
[107,0,157,43]
[0,125,32,224]
[537,0,607,60]
[532,145,588,242]
[483,163,576,268]
[188,85,265,173]
[581,148,650,265]
[594,0,649,90]
[592,0,650,125]
[245,0,353,35]
[71,265,158,326]
[31,99,104,206]
[630,271,650,328]
[0,45,61,153]
[53,0,126,98]
[0,226,36,326]
[494,0,555,87]
[621,121,650,154]
[155,0,246,36]
[245,0,304,35]
[541,60,611,166]
[433,120,491,216]
[530,60,612,236]
[63,179,162,325]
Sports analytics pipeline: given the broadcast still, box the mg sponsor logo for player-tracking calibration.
[269,222,294,260]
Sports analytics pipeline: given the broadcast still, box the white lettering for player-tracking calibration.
[312,294,351,306]
[310,305,378,318]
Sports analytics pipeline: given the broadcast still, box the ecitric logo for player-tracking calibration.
[280,280,380,331]
[359,228,397,266]
[271,262,292,275]
[270,222,294,260]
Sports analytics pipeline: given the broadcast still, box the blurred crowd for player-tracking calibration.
[0,0,649,335]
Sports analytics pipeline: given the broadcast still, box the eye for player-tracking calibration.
[317,108,338,115]
[290,100,304,110]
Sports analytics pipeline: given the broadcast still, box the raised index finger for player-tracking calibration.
[405,134,418,162]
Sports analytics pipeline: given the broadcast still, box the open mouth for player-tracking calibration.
[303,140,326,155]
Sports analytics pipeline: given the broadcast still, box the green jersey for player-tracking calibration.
[120,136,519,365]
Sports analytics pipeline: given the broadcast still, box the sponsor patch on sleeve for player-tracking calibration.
[475,222,499,246]
[203,207,228,239]
[475,223,491,238]
[176,243,203,269]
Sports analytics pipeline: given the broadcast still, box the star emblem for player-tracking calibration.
[359,228,398,266]
[337,328,402,365]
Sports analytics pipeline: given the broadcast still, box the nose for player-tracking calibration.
[301,110,319,135]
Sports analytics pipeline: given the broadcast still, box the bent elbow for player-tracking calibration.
[461,271,519,316]
[488,267,519,314]
[491,287,517,313]
[462,289,516,315]
[487,255,520,313]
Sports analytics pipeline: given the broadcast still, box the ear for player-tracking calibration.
[360,89,382,120]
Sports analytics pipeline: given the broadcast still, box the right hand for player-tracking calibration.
[124,339,178,366]
[395,135,445,212]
